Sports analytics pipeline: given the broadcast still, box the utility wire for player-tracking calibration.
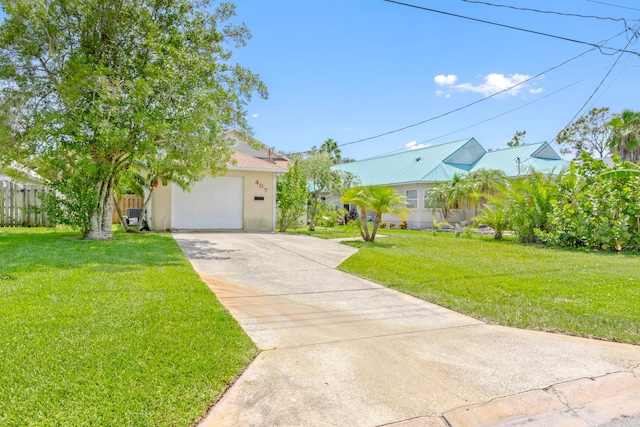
[552,26,640,142]
[363,79,583,160]
[336,47,596,150]
[462,0,630,23]
[585,0,640,12]
[384,0,640,56]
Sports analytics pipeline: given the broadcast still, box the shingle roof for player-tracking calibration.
[229,151,288,172]
[333,139,568,185]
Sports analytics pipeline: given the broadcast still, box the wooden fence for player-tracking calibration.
[0,181,51,227]
[1,182,144,227]
[112,194,144,224]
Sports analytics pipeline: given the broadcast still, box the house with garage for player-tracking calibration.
[149,130,289,231]
[332,138,568,229]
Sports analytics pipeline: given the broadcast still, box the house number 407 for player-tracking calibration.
[255,180,268,193]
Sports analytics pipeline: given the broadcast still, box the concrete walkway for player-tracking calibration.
[173,232,640,427]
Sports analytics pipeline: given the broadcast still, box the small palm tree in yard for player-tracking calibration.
[341,186,410,242]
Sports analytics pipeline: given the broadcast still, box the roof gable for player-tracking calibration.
[443,138,485,166]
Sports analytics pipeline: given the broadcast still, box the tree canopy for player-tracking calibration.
[607,109,640,163]
[556,107,612,159]
[0,0,267,238]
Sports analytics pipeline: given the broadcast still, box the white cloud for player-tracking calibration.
[454,73,532,97]
[435,90,451,99]
[341,126,353,132]
[529,88,543,94]
[406,140,430,150]
[434,74,458,86]
[252,113,259,118]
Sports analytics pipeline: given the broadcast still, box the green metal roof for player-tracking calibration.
[333,138,482,185]
[333,139,568,185]
[471,142,567,177]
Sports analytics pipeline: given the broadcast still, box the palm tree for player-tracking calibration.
[368,186,411,241]
[340,186,410,242]
[320,138,342,163]
[341,186,373,241]
[465,168,508,214]
[607,110,640,163]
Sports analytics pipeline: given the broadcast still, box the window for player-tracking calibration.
[405,189,417,209]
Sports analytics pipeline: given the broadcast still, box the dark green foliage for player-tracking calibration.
[276,163,308,232]
[539,154,640,251]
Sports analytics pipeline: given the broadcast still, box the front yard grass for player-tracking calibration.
[338,229,640,344]
[0,228,257,426]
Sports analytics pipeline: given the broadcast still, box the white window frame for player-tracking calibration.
[405,189,418,209]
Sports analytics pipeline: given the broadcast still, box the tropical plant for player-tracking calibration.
[424,174,470,221]
[505,172,557,243]
[298,150,357,231]
[542,154,640,251]
[340,186,410,242]
[607,109,640,163]
[473,194,510,240]
[425,169,507,221]
[320,138,342,163]
[276,162,308,232]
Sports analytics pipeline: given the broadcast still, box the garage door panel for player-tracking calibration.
[172,176,243,229]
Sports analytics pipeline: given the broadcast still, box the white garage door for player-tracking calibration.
[172,176,243,229]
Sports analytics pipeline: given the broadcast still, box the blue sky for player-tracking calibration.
[228,0,640,160]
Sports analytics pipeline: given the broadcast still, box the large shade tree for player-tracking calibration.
[556,107,612,159]
[0,0,267,239]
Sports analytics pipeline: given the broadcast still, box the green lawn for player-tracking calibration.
[335,229,640,344]
[0,228,257,427]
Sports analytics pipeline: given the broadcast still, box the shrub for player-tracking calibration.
[543,154,640,251]
[345,208,358,224]
[379,221,387,229]
[389,223,396,228]
[399,221,408,229]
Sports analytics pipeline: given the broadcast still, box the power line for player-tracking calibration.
[462,0,630,23]
[336,47,596,149]
[585,0,640,12]
[552,26,640,142]
[363,79,583,160]
[384,0,640,56]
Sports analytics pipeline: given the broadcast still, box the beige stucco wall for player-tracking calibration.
[149,170,277,232]
[383,183,474,229]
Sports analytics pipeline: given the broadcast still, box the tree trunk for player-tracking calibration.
[136,188,155,232]
[113,194,130,232]
[308,200,319,231]
[369,213,382,242]
[360,207,370,241]
[86,179,115,240]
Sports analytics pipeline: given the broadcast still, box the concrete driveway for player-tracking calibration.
[173,232,640,427]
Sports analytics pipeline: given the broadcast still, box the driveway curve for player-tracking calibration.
[173,232,640,427]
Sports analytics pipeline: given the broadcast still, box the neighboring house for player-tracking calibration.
[1,161,45,186]
[150,130,289,231]
[1,162,48,227]
[332,138,568,229]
